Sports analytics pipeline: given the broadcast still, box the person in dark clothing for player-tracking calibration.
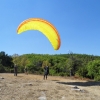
[14,64,17,76]
[44,66,49,80]
[24,66,28,75]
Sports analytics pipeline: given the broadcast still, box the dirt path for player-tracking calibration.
[0,73,100,100]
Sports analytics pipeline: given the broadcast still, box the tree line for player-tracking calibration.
[0,51,100,81]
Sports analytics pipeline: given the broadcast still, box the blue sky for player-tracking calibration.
[0,0,100,56]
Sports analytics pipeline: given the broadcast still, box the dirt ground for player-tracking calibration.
[0,73,100,100]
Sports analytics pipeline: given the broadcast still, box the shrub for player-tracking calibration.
[49,69,56,76]
[94,75,100,81]
[0,64,5,73]
[59,72,67,76]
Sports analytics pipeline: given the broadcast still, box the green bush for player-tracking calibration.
[94,75,100,81]
[38,68,43,74]
[87,60,100,80]
[49,69,56,76]
[76,66,88,78]
[18,66,24,73]
[10,69,14,73]
[0,64,5,73]
[59,72,67,76]
[4,67,11,73]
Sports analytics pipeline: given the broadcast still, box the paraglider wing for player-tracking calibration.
[17,18,61,50]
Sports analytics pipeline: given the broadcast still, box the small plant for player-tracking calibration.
[94,75,100,81]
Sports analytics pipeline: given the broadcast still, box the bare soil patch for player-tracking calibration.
[0,73,100,100]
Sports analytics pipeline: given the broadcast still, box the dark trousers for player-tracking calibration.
[44,74,48,79]
[14,69,17,76]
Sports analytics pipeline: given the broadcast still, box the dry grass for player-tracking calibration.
[0,73,100,100]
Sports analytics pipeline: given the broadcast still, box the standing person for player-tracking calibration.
[24,66,28,75]
[44,66,49,80]
[14,64,17,76]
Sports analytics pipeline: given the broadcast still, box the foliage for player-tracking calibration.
[87,60,100,81]
[1,51,100,81]
[76,66,88,78]
[0,51,13,72]
[0,64,5,73]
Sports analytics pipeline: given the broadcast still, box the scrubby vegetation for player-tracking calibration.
[0,51,100,81]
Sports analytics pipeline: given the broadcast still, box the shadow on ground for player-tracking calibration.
[56,81,100,87]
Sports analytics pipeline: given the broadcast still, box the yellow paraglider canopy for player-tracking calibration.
[17,18,61,50]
